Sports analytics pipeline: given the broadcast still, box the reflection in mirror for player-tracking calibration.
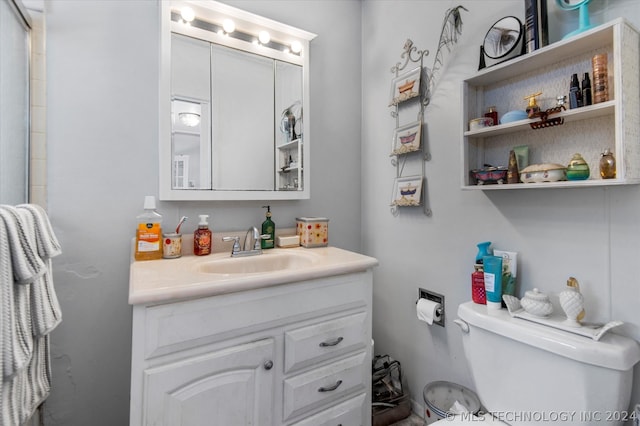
[0,0,31,205]
[160,1,316,201]
[171,98,210,189]
[483,16,523,59]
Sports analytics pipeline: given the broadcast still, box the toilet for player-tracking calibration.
[433,301,640,425]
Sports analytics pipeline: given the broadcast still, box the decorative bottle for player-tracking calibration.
[484,106,498,126]
[599,149,616,179]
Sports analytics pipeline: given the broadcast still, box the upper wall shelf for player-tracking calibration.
[461,18,640,190]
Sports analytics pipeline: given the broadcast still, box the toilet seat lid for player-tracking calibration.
[432,414,506,425]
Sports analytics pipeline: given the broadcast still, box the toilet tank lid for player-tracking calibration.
[458,301,640,371]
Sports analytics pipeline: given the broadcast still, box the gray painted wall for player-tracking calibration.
[44,1,361,424]
[40,0,640,424]
[362,0,640,418]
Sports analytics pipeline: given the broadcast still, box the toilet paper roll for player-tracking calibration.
[417,298,442,325]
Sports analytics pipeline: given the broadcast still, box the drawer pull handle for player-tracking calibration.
[263,360,273,370]
[319,336,343,347]
[318,380,342,393]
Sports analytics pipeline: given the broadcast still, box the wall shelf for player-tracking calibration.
[461,18,640,190]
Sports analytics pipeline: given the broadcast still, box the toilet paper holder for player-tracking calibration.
[417,288,445,327]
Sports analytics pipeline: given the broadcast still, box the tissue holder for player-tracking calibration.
[296,217,329,247]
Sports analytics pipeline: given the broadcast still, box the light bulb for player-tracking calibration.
[178,112,200,127]
[180,7,195,23]
[290,41,302,54]
[222,19,235,34]
[258,31,271,45]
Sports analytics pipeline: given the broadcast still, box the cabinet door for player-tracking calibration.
[143,338,275,426]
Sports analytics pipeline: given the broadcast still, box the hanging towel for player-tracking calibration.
[16,205,62,336]
[0,207,41,378]
[0,204,61,425]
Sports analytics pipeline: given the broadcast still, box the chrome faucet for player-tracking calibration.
[222,227,270,257]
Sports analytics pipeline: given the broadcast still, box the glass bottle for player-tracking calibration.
[566,153,590,181]
[484,106,498,126]
[599,149,616,179]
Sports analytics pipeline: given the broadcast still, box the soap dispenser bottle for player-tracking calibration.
[194,214,212,256]
[135,195,163,261]
[261,206,275,249]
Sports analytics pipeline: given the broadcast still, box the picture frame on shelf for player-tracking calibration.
[391,175,423,207]
[389,67,421,106]
[391,120,422,155]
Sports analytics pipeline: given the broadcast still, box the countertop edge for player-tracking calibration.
[129,247,378,305]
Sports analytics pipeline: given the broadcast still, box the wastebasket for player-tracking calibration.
[423,381,481,424]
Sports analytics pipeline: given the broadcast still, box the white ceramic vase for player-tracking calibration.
[559,277,585,327]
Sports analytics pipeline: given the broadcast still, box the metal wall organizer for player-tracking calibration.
[388,39,430,217]
[388,6,467,216]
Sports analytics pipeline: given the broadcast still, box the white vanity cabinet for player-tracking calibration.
[461,18,640,189]
[129,270,373,426]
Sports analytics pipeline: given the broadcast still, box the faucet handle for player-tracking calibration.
[222,236,241,254]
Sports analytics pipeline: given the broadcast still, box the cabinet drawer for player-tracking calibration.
[289,393,366,426]
[283,352,367,420]
[285,312,368,373]
[141,273,369,359]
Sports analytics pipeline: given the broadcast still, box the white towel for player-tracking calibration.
[0,207,39,378]
[0,204,61,425]
[16,205,62,336]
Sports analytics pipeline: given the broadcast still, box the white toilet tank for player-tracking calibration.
[457,301,640,426]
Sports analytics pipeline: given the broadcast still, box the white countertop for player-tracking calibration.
[129,246,378,305]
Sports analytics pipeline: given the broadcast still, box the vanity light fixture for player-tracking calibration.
[178,112,200,127]
[180,6,195,23]
[171,9,300,55]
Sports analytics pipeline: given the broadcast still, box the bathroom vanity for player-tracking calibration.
[129,247,377,426]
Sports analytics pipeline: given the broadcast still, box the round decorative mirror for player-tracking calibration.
[556,0,593,39]
[482,16,523,60]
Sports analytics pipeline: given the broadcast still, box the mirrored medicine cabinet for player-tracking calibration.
[159,1,316,201]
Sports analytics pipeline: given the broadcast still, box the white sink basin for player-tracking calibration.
[129,246,378,305]
[198,251,315,274]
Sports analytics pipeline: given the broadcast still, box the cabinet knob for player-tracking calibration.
[319,336,343,347]
[318,380,342,393]
[263,360,273,370]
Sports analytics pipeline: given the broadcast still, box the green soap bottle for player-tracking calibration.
[261,206,275,249]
